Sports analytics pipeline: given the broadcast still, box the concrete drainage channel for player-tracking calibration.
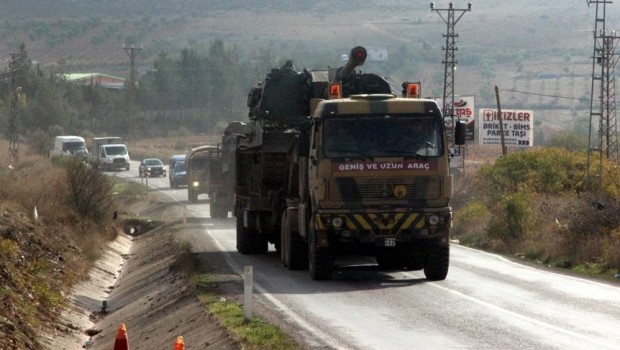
[41,216,238,349]
[41,225,134,349]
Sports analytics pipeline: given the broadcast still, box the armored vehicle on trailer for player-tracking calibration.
[234,46,465,280]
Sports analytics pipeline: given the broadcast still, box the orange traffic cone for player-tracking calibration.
[173,336,184,350]
[113,323,130,350]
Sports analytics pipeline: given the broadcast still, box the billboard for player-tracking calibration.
[478,109,534,146]
[435,96,475,142]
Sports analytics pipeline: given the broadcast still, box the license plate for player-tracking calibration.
[384,238,396,247]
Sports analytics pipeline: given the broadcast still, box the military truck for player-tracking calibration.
[204,122,249,218]
[186,145,217,203]
[234,46,465,280]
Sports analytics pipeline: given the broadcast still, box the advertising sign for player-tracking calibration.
[435,96,475,142]
[478,109,534,146]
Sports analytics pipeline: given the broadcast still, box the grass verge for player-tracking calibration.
[175,241,299,350]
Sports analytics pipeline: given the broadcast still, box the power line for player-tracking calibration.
[499,88,591,102]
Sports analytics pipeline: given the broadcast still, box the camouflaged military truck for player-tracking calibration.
[186,145,218,203]
[205,122,247,218]
[235,46,465,280]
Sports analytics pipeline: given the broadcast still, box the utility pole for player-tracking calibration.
[585,0,620,191]
[8,53,21,166]
[122,44,142,99]
[495,86,507,156]
[431,2,472,146]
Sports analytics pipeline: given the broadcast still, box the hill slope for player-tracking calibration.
[2,0,619,137]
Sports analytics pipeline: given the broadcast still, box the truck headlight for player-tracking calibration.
[428,214,439,225]
[332,217,344,228]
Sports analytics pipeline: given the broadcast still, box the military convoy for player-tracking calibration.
[185,123,243,217]
[185,145,216,203]
[232,46,465,280]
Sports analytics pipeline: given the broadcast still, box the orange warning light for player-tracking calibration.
[329,83,342,99]
[404,82,421,98]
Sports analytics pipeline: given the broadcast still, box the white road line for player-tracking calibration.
[203,226,345,349]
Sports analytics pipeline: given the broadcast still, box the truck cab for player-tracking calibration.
[89,137,130,171]
[53,136,88,161]
[186,145,218,203]
[297,95,459,279]
[98,144,130,171]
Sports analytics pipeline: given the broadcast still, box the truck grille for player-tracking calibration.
[331,177,441,201]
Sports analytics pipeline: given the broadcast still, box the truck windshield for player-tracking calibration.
[64,141,86,151]
[105,146,127,156]
[322,114,444,159]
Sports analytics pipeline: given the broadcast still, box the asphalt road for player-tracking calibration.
[114,163,620,350]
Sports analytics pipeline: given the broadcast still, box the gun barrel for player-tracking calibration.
[337,46,367,82]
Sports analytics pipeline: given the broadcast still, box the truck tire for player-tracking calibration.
[210,202,227,219]
[209,200,218,218]
[281,211,308,270]
[188,188,198,203]
[253,236,268,254]
[210,196,228,219]
[424,245,450,281]
[236,214,254,254]
[216,206,227,219]
[308,225,333,280]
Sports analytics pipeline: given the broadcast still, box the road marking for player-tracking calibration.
[203,226,346,349]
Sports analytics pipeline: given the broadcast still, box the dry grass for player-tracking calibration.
[0,139,143,349]
[126,134,221,163]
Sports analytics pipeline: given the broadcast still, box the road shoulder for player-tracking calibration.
[43,199,239,349]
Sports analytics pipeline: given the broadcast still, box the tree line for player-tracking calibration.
[0,40,280,147]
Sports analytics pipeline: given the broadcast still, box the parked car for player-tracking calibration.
[139,158,166,177]
[169,161,187,188]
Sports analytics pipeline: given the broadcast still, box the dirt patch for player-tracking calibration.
[41,196,240,350]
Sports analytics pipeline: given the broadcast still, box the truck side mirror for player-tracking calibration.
[298,131,310,156]
[454,119,466,145]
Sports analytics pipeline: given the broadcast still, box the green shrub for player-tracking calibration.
[452,200,491,247]
[487,191,533,242]
[64,159,115,223]
[476,148,587,198]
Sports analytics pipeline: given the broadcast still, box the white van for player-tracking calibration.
[89,137,131,171]
[53,136,88,160]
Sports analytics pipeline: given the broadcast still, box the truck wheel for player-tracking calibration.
[188,188,198,203]
[424,245,450,281]
[218,206,229,219]
[308,226,333,280]
[236,214,254,254]
[280,212,289,267]
[210,203,226,219]
[209,201,217,218]
[281,211,308,270]
[253,232,269,254]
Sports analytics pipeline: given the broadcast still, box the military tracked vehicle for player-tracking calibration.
[234,46,465,280]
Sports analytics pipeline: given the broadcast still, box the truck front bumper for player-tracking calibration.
[313,209,452,247]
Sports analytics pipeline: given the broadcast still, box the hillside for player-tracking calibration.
[2,1,620,138]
